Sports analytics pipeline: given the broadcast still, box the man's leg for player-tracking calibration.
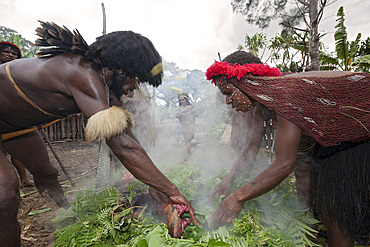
[294,135,315,212]
[11,157,35,187]
[327,220,354,247]
[294,162,312,211]
[0,150,21,246]
[185,140,191,161]
[3,131,69,208]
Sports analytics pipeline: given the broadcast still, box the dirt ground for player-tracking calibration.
[18,140,100,247]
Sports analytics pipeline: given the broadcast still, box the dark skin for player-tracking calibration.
[0,46,19,63]
[210,75,354,247]
[0,54,198,246]
[0,45,35,187]
[208,104,264,201]
[209,105,312,213]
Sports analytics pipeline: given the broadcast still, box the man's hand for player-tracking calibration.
[149,187,199,226]
[209,193,243,230]
[208,177,233,204]
[169,195,199,226]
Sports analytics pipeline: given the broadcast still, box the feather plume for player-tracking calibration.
[35,21,90,58]
[169,87,183,94]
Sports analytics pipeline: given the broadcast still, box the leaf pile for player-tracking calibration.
[52,165,321,246]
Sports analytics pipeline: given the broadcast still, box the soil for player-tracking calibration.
[18,140,99,247]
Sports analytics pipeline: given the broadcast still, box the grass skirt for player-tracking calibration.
[312,140,369,244]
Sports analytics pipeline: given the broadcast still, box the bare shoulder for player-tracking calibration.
[276,114,302,135]
[44,54,99,77]
[11,54,98,81]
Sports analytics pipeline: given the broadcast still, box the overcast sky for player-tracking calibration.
[1,0,369,71]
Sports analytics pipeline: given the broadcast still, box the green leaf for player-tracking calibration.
[28,207,51,216]
[207,238,231,246]
[319,52,338,65]
[348,33,362,63]
[135,239,148,247]
[352,54,370,67]
[52,207,75,224]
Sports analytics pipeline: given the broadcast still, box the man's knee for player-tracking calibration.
[0,192,20,247]
[33,165,59,182]
[0,185,20,218]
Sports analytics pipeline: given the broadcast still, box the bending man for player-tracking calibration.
[0,21,198,246]
[206,52,369,246]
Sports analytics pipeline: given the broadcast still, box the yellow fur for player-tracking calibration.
[85,106,135,142]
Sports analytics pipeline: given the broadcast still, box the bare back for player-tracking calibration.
[0,54,108,133]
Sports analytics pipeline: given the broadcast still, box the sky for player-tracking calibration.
[1,0,369,71]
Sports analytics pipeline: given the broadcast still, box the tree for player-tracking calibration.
[240,32,267,56]
[319,6,369,72]
[231,0,333,71]
[352,55,370,73]
[0,26,39,58]
[231,0,288,29]
[353,37,370,73]
[268,31,307,72]
[239,31,309,72]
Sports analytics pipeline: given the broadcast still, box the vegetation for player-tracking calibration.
[0,26,39,58]
[231,0,335,70]
[52,165,321,246]
[1,8,368,245]
[231,0,289,29]
[238,6,370,72]
[319,6,369,72]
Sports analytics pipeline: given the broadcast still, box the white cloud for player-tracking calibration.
[1,0,369,71]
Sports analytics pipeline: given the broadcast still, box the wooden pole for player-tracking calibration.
[101,3,106,35]
[152,87,156,147]
[39,128,75,187]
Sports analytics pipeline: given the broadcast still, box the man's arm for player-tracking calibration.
[208,105,264,201]
[65,64,198,225]
[107,135,179,196]
[235,115,302,202]
[69,67,175,194]
[107,133,198,226]
[211,115,302,228]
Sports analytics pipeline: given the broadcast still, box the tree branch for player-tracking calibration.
[280,22,308,33]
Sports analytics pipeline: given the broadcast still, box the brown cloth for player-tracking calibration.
[206,61,370,146]
[230,72,369,146]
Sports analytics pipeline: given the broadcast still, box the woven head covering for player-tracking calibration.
[0,41,22,58]
[206,61,370,146]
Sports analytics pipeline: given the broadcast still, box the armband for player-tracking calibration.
[85,106,135,142]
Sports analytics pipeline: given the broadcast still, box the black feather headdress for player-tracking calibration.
[34,21,163,87]
[35,21,90,57]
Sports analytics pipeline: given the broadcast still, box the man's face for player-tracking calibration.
[215,77,252,112]
[179,96,188,105]
[121,76,137,97]
[110,69,137,98]
[0,47,19,64]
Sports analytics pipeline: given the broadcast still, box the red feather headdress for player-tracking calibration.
[205,60,282,84]
[0,41,22,55]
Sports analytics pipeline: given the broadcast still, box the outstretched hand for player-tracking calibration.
[209,193,243,230]
[208,177,233,204]
[169,194,199,226]
[149,187,199,226]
